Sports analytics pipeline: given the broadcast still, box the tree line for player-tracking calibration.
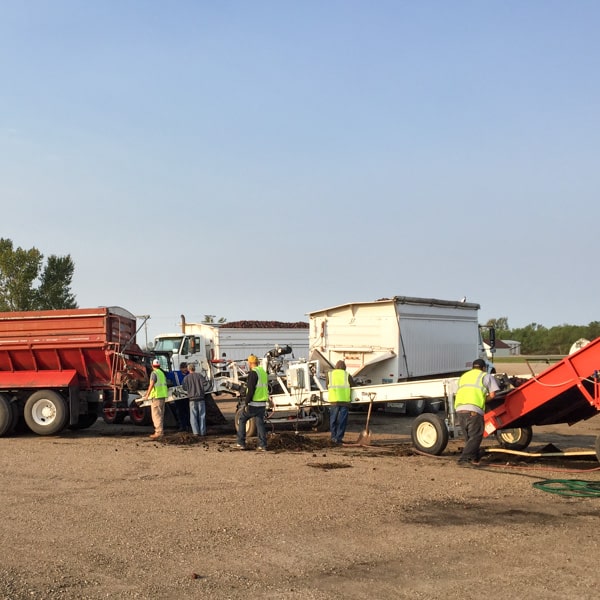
[485,317,600,356]
[1,238,597,356]
[0,238,77,311]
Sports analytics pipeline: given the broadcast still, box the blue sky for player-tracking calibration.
[2,0,599,342]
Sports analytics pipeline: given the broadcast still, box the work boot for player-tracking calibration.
[149,433,163,440]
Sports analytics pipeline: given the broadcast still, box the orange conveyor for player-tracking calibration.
[484,337,600,437]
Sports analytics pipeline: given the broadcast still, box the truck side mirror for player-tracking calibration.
[489,328,496,350]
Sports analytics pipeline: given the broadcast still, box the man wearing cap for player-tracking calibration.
[454,358,499,467]
[236,354,268,451]
[144,358,169,440]
[327,360,353,445]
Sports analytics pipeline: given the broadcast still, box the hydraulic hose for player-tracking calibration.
[532,479,600,497]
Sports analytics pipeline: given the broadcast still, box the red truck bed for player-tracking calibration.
[485,337,600,436]
[0,306,147,390]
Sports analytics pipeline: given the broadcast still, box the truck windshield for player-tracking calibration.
[154,337,183,353]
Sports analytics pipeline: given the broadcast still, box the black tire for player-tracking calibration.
[129,405,153,426]
[69,412,99,430]
[9,400,19,432]
[411,413,449,455]
[24,390,69,436]
[102,401,126,424]
[234,407,257,437]
[310,406,330,432]
[495,426,533,451]
[0,393,16,437]
[406,399,426,417]
[595,435,600,463]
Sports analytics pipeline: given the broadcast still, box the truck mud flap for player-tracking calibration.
[68,385,80,425]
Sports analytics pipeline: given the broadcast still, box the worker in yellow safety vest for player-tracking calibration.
[235,354,269,451]
[455,358,499,467]
[144,358,169,440]
[327,360,353,444]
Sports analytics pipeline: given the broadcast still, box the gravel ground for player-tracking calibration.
[2,369,600,600]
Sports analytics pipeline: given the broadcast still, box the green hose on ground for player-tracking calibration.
[533,479,600,497]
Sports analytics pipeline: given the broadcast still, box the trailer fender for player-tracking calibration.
[406,399,426,417]
[0,369,78,389]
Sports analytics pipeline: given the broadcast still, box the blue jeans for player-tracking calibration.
[329,404,349,443]
[189,399,206,436]
[237,404,267,449]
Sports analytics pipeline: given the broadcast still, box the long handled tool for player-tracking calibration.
[357,393,375,445]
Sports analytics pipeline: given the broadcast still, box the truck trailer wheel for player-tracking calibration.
[411,413,449,455]
[102,402,126,424]
[495,426,533,451]
[24,390,69,436]
[310,406,330,432]
[234,407,257,437]
[129,405,152,426]
[0,393,18,437]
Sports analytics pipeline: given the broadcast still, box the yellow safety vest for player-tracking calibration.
[455,369,487,411]
[149,368,168,399]
[328,369,351,403]
[252,366,269,402]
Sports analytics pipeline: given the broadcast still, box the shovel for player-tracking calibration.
[357,393,375,445]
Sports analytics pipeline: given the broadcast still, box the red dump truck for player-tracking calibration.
[0,306,149,436]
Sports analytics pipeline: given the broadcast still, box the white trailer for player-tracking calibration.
[151,319,309,392]
[185,322,310,363]
[308,296,487,382]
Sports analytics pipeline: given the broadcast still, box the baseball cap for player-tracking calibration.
[152,358,161,367]
[472,358,486,369]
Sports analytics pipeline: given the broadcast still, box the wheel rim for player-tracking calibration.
[309,409,323,428]
[30,399,58,426]
[105,406,118,420]
[498,429,523,444]
[415,421,438,449]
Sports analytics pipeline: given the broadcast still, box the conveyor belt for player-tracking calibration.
[485,337,600,436]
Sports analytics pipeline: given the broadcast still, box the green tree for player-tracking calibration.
[0,238,78,311]
[35,255,77,309]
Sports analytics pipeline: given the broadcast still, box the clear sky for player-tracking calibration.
[2,0,599,343]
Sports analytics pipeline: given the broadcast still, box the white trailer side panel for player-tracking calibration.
[182,324,309,362]
[214,328,309,361]
[396,302,480,379]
